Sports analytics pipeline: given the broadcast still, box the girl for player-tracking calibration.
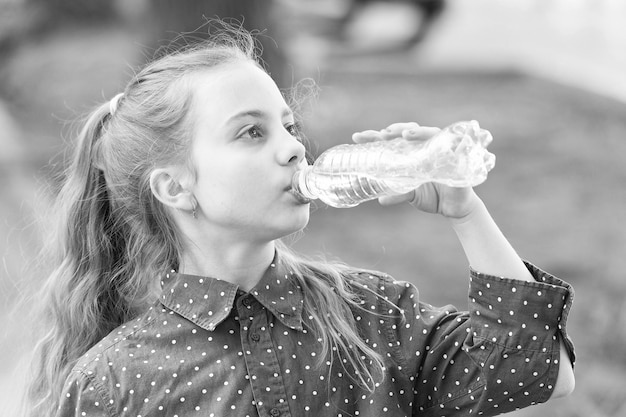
[25,23,575,417]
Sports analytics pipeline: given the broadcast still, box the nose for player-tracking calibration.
[277,134,306,167]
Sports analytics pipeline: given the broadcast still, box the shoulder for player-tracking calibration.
[73,304,162,373]
[343,269,459,323]
[340,269,425,321]
[345,269,417,303]
[59,309,161,417]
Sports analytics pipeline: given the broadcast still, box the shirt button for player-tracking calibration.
[270,408,280,417]
[242,297,252,307]
[250,333,260,342]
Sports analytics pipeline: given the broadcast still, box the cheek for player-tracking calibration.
[196,162,265,205]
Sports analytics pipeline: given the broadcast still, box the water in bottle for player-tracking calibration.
[291,120,495,208]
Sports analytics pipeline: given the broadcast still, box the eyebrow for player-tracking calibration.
[225,108,294,125]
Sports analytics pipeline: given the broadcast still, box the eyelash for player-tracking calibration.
[244,125,263,139]
[286,122,301,138]
[240,123,301,140]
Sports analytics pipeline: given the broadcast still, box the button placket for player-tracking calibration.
[238,297,291,417]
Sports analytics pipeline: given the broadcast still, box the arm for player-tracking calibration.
[354,123,575,399]
[404,158,575,400]
[449,196,575,398]
[385,260,575,416]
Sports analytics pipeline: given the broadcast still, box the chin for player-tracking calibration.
[278,213,310,240]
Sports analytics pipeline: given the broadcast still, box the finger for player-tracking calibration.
[378,192,415,206]
[354,124,440,143]
[352,130,384,144]
[384,122,420,131]
[402,126,441,141]
[379,122,420,140]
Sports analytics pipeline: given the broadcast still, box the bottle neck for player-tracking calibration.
[292,166,317,200]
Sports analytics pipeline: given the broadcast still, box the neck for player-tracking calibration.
[179,239,276,292]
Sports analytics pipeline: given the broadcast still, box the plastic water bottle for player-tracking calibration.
[291,120,495,208]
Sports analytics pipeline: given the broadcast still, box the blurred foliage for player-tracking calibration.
[27,0,117,21]
[144,0,289,88]
[0,0,288,88]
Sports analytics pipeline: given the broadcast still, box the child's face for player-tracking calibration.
[186,61,310,243]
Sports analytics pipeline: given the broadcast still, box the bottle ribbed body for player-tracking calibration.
[292,120,495,208]
[295,139,423,208]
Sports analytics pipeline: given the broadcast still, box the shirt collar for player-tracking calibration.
[248,259,304,331]
[160,255,304,332]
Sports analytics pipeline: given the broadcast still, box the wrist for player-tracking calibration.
[448,197,535,282]
[446,191,486,225]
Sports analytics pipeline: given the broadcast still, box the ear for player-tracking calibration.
[149,168,195,211]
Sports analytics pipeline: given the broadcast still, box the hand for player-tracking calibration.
[352,122,481,220]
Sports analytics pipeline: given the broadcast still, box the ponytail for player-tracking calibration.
[24,103,143,415]
[24,27,256,415]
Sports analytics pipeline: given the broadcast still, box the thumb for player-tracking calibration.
[378,192,415,206]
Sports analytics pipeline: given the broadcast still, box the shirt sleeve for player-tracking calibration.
[55,370,114,417]
[385,261,575,417]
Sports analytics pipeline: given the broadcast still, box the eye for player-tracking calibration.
[240,125,263,140]
[285,122,302,138]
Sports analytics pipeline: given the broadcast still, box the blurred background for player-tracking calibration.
[1,0,625,415]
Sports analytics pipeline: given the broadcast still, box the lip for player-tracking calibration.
[286,185,311,204]
[284,169,311,204]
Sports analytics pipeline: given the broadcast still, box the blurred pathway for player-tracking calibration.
[295,0,626,104]
[417,0,626,103]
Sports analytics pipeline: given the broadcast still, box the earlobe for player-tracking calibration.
[149,168,195,212]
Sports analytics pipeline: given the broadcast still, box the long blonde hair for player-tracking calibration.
[24,22,387,417]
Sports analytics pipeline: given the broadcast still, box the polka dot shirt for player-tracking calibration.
[56,259,574,417]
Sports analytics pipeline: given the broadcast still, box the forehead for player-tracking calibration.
[190,62,286,113]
